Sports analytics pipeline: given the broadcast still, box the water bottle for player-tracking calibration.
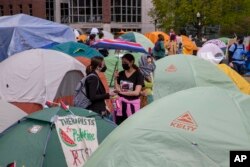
[111,96,117,111]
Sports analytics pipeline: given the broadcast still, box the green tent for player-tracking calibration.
[120,32,154,51]
[218,37,230,45]
[154,55,238,100]
[51,41,103,58]
[0,107,116,167]
[84,87,250,167]
[104,51,142,87]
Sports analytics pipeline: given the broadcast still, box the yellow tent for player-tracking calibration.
[144,31,170,45]
[218,64,250,95]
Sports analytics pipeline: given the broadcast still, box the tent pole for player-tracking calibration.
[40,107,61,167]
[110,60,119,87]
[109,50,120,87]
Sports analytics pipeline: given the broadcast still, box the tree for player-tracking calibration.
[151,0,250,36]
[220,0,250,35]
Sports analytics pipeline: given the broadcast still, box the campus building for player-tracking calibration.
[0,0,155,33]
[0,0,45,18]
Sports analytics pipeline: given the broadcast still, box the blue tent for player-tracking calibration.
[0,14,75,61]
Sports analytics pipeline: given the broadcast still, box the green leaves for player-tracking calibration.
[151,0,250,35]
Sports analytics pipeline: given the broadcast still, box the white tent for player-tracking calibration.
[0,100,27,133]
[197,43,225,64]
[0,49,85,106]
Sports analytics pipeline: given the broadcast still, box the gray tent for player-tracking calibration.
[0,100,27,133]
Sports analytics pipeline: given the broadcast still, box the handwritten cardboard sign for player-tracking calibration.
[55,116,98,167]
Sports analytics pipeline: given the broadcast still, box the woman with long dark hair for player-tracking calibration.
[85,56,111,115]
[114,53,144,125]
[168,34,177,55]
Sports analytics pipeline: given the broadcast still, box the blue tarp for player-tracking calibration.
[0,14,75,61]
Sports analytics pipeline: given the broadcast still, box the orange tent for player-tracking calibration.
[117,30,126,35]
[10,102,43,114]
[144,31,170,45]
[181,35,198,55]
[114,30,126,39]
[77,34,88,43]
[75,57,113,112]
[11,70,84,114]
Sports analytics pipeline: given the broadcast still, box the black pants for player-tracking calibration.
[115,101,135,125]
[233,62,246,75]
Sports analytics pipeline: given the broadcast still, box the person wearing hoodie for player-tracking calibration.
[138,53,156,108]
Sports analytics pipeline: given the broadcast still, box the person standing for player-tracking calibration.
[169,29,174,36]
[86,34,96,46]
[85,57,111,116]
[228,36,246,74]
[169,29,177,41]
[167,34,177,55]
[153,34,166,60]
[114,54,144,125]
[97,31,109,57]
[139,53,156,108]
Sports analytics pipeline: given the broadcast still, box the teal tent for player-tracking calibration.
[0,107,116,166]
[51,41,102,58]
[84,87,250,167]
[154,55,238,100]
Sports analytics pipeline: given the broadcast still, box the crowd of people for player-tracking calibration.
[75,29,250,125]
[152,29,250,75]
[75,52,156,125]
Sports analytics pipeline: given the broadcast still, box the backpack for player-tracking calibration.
[154,41,161,52]
[228,43,245,62]
[73,74,99,108]
[234,43,245,54]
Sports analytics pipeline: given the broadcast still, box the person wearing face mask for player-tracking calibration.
[85,56,111,116]
[114,53,144,125]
